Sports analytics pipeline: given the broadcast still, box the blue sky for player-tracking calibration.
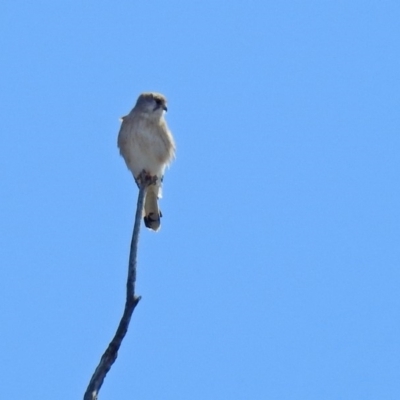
[1,1,399,399]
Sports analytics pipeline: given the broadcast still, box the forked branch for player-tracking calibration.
[84,182,148,400]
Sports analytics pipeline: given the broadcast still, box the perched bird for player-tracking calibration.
[117,92,176,231]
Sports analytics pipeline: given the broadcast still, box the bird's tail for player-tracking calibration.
[143,184,162,231]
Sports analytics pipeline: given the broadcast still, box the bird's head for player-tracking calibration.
[134,92,168,118]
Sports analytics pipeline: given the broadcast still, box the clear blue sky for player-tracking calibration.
[1,1,399,399]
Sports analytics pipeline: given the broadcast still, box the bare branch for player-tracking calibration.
[84,185,147,400]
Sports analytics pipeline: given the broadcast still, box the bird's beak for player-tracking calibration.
[163,105,168,112]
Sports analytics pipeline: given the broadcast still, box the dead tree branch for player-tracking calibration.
[84,184,147,400]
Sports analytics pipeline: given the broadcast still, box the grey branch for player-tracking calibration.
[84,183,148,400]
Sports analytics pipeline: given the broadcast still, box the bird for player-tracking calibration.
[117,92,175,231]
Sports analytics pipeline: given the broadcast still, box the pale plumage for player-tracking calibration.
[117,92,175,231]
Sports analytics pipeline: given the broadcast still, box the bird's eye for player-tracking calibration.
[154,98,162,105]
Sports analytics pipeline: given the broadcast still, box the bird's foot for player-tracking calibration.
[135,170,158,188]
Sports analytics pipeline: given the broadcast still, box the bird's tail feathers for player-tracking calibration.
[143,184,162,231]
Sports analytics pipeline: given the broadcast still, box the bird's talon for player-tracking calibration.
[135,170,158,188]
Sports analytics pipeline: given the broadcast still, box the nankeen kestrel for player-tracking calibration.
[117,92,175,231]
